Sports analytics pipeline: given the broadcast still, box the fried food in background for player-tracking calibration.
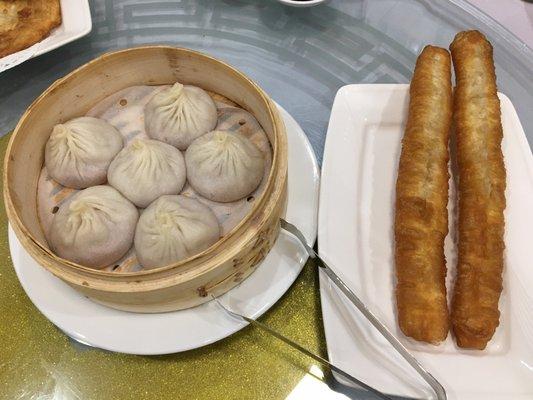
[395,45,453,344]
[0,0,61,58]
[450,30,506,350]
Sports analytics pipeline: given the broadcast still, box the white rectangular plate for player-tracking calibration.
[0,0,92,72]
[318,84,533,400]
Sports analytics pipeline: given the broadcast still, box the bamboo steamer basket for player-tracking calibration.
[4,46,287,313]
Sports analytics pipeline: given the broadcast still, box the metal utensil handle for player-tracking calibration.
[280,218,447,400]
[210,295,392,400]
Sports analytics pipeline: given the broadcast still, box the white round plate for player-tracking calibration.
[9,104,319,355]
[276,0,330,8]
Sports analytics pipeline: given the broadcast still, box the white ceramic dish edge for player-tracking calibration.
[276,0,330,8]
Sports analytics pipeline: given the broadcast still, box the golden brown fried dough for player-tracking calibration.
[450,30,506,350]
[0,0,61,58]
[395,45,452,344]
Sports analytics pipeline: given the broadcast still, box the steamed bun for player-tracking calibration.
[185,130,264,202]
[134,195,220,269]
[107,139,186,208]
[45,117,123,189]
[144,82,217,150]
[48,185,138,268]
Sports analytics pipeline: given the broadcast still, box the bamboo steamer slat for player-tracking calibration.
[3,46,288,313]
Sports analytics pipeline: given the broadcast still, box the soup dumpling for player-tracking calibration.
[45,117,123,189]
[134,195,220,269]
[48,185,138,268]
[107,139,186,208]
[144,82,217,150]
[185,131,264,202]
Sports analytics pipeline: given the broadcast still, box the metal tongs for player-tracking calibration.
[279,219,447,400]
[213,218,446,399]
[211,219,446,400]
[211,295,391,400]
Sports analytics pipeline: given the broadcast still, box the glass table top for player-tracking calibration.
[1,1,532,164]
[0,1,531,399]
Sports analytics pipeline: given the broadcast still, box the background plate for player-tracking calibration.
[9,104,319,355]
[0,0,92,72]
[318,84,533,400]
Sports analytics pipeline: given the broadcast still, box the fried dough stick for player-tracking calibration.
[395,46,452,344]
[450,30,506,350]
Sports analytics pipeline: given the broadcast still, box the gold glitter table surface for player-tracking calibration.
[0,133,335,399]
